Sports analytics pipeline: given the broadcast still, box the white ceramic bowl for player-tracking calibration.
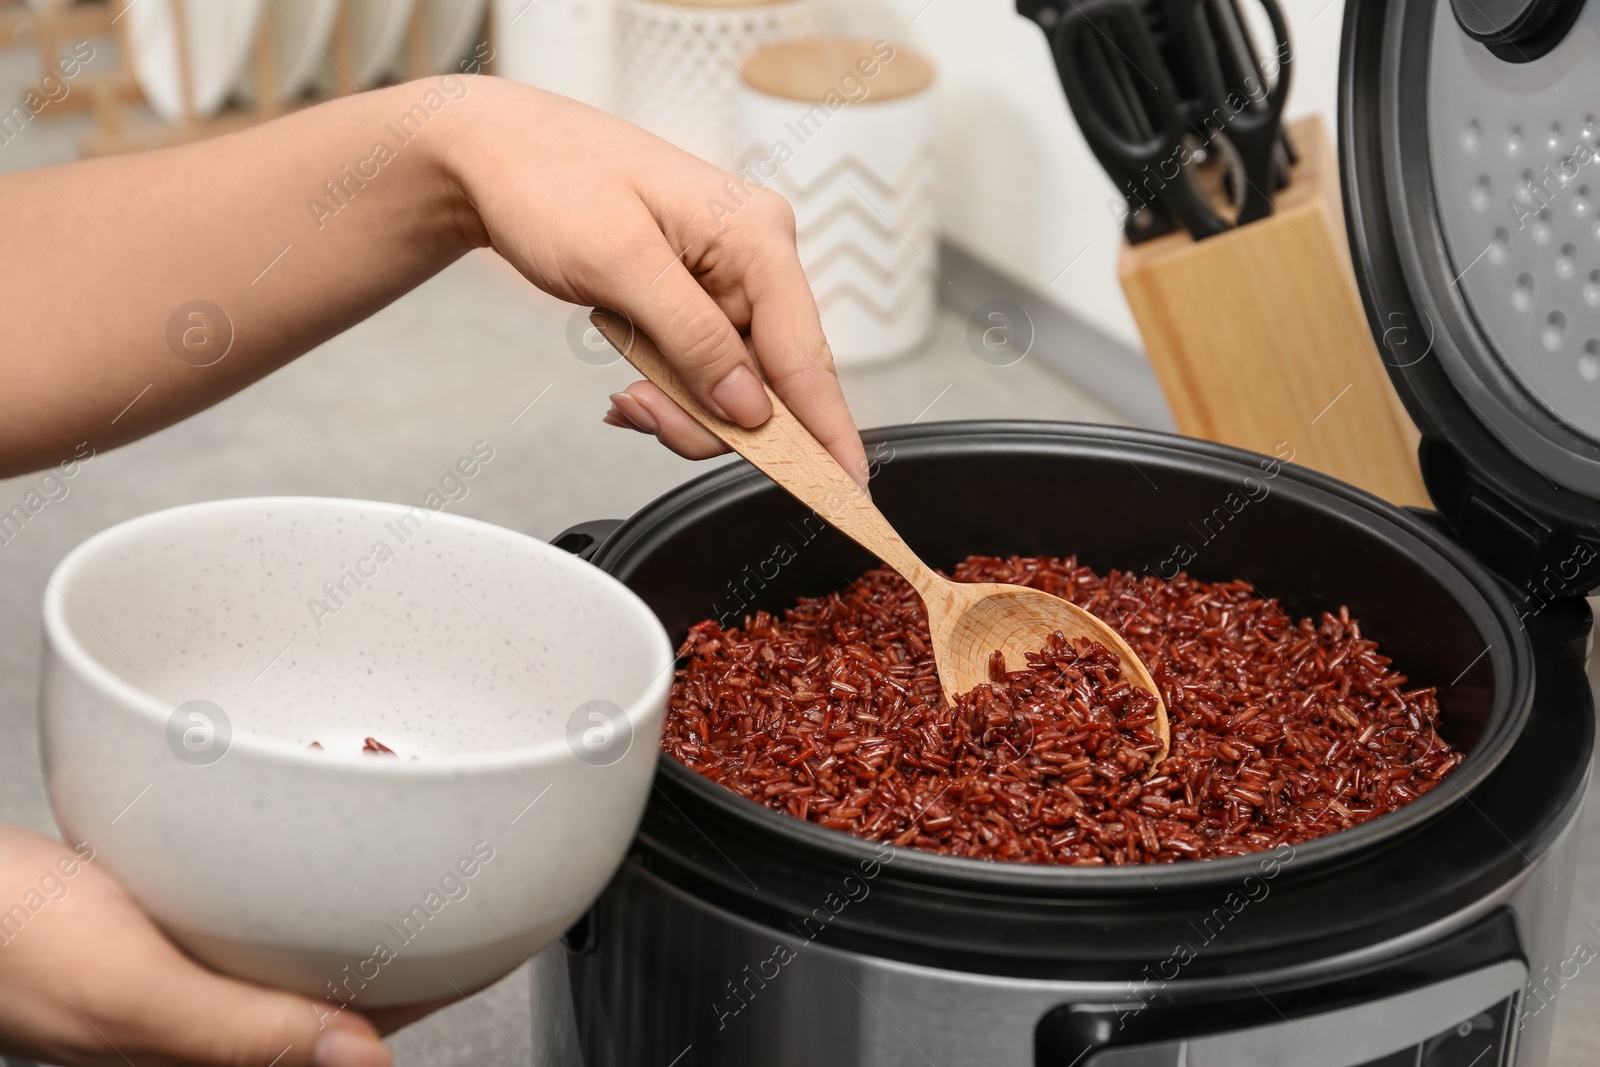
[40,497,672,1007]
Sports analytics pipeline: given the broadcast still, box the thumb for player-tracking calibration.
[0,824,395,1067]
[141,970,390,1067]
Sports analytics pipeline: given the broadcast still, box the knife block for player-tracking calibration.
[1118,115,1429,507]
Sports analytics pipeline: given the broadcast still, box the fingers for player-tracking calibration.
[594,200,867,485]
[306,1027,392,1067]
[606,232,773,431]
[605,383,729,460]
[79,935,392,1067]
[0,825,395,1067]
[143,970,389,1067]
[725,195,869,487]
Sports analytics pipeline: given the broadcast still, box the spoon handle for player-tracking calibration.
[590,310,940,592]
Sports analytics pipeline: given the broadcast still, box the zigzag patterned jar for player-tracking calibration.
[738,37,938,365]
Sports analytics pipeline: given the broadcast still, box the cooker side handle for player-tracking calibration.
[550,519,624,562]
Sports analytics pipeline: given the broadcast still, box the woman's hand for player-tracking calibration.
[440,80,866,480]
[0,75,865,484]
[0,73,864,1059]
[0,825,443,1067]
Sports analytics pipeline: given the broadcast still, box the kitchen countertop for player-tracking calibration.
[0,244,1133,1065]
[2,246,1598,1067]
[4,46,1600,1067]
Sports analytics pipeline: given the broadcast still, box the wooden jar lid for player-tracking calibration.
[637,0,799,7]
[742,37,935,103]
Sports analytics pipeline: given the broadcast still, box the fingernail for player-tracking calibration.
[848,458,871,495]
[312,1029,389,1067]
[709,366,771,428]
[610,392,660,435]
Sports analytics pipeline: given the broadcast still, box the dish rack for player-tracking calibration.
[2,0,493,156]
[0,0,140,118]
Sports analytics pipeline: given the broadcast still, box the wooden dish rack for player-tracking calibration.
[0,0,491,156]
[0,0,138,119]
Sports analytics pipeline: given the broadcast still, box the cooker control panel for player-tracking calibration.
[1057,962,1524,1067]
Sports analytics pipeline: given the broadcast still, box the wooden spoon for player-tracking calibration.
[590,310,1170,765]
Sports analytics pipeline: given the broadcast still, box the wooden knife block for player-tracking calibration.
[1118,115,1429,506]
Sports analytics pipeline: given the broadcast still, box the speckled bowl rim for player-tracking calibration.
[42,495,675,776]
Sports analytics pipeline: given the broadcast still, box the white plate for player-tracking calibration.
[126,0,263,123]
[230,0,337,104]
[425,0,488,74]
[348,0,417,88]
[268,0,339,101]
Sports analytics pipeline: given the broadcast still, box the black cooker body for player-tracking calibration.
[559,422,1591,1067]
[551,0,1600,1057]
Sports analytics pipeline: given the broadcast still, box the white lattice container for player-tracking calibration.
[617,0,820,168]
[737,38,937,365]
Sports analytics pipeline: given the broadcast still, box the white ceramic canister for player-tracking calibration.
[736,37,938,365]
[493,0,616,111]
[617,0,820,168]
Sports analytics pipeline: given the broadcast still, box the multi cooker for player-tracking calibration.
[540,0,1600,1062]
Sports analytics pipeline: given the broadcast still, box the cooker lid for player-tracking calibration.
[1341,0,1600,596]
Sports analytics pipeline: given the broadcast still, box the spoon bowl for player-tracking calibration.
[931,579,1165,710]
[591,310,1169,764]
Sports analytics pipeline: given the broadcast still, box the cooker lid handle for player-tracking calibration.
[551,519,624,562]
[1448,0,1585,60]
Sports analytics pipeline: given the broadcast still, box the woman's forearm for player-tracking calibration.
[1,75,867,483]
[1,76,487,477]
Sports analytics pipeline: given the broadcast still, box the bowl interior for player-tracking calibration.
[49,497,671,758]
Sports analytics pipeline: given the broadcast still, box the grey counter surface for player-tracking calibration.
[4,40,1600,1067]
[0,245,1131,1064]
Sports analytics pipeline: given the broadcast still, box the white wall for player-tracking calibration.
[821,0,1347,347]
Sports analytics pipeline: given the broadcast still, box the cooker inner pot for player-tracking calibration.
[600,424,1526,883]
